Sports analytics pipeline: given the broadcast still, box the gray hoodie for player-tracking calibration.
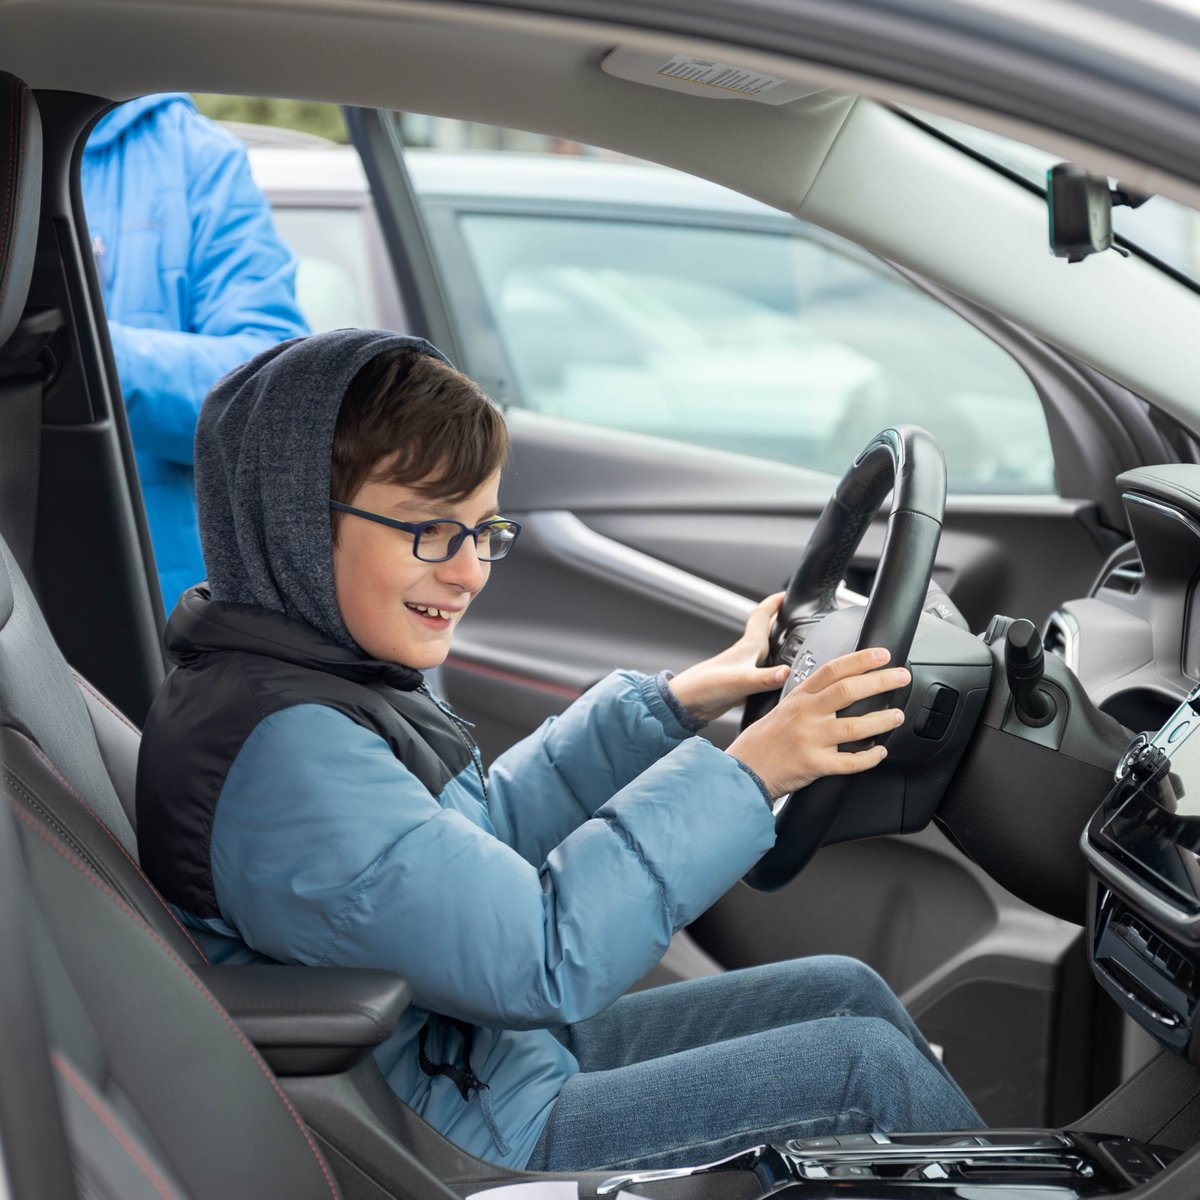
[194,328,450,651]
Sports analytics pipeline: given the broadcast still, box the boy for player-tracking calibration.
[137,328,980,1172]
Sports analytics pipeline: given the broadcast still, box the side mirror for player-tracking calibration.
[1047,163,1148,263]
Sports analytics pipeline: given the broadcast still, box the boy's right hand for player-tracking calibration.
[726,647,909,800]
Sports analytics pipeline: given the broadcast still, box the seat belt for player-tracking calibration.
[0,307,62,582]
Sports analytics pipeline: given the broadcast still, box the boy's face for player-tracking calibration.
[332,466,502,669]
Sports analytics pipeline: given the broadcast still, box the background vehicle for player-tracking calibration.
[249,136,1055,491]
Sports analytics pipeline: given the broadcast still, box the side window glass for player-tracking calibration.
[455,212,1056,494]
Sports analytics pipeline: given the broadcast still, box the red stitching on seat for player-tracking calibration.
[8,730,208,964]
[73,670,142,737]
[52,1052,184,1200]
[9,800,341,1200]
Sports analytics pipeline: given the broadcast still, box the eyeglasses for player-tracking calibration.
[329,500,522,562]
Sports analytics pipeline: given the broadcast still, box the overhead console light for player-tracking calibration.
[600,46,826,105]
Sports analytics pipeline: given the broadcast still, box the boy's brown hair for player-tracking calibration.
[330,348,509,512]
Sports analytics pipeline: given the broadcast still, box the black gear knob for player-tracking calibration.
[1005,618,1056,726]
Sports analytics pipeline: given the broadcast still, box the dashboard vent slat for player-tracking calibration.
[1100,556,1144,595]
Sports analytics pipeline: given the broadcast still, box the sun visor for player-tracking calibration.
[600,46,827,106]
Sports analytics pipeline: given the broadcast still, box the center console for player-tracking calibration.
[597,1131,1175,1197]
[1084,686,1200,1059]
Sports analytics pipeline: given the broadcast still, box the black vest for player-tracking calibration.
[136,588,474,919]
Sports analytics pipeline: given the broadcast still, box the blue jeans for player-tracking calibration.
[526,957,982,1171]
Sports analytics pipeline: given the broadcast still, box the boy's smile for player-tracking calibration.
[332,467,502,668]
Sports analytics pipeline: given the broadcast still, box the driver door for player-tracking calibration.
[348,107,1168,1127]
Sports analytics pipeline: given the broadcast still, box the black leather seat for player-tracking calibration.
[0,72,346,1200]
[5,739,347,1200]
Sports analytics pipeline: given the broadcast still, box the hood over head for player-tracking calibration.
[85,93,195,153]
[195,328,452,652]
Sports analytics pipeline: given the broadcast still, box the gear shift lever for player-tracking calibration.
[1005,619,1056,726]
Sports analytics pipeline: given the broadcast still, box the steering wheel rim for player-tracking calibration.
[743,426,946,891]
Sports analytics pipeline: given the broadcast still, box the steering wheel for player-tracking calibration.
[742,426,946,890]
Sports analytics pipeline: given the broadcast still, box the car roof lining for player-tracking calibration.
[15,2,1186,198]
[9,0,1200,429]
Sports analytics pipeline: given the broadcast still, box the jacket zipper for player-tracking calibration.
[419,683,488,801]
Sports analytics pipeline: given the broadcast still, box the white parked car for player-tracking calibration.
[247,137,1055,492]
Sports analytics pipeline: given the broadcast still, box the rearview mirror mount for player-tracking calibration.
[1047,162,1148,263]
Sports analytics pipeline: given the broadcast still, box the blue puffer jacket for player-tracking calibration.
[81,95,309,608]
[149,599,777,1168]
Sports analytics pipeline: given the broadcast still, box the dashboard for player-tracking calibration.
[1072,466,1200,1063]
[1049,464,1200,734]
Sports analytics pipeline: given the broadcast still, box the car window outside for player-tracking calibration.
[269,206,381,331]
[453,211,1056,493]
[225,103,1056,494]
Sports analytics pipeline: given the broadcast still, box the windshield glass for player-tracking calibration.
[912,111,1200,286]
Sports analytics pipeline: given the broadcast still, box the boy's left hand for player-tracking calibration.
[667,592,791,726]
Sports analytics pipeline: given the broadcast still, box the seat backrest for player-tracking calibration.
[2,724,208,961]
[0,489,190,959]
[4,745,343,1200]
[0,537,141,851]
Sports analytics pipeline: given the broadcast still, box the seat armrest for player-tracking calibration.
[195,964,413,1076]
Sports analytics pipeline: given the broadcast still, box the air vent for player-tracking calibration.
[1044,619,1067,660]
[1043,610,1078,670]
[1100,556,1144,596]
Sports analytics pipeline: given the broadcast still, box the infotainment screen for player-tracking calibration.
[1093,689,1200,916]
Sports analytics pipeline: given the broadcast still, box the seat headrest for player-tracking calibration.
[0,74,40,347]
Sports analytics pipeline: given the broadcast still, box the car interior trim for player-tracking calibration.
[529,509,875,631]
[1122,493,1200,548]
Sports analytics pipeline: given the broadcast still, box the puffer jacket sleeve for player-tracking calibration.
[111,116,309,465]
[210,704,775,1029]
[484,670,703,865]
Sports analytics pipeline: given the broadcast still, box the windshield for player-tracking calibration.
[912,111,1200,286]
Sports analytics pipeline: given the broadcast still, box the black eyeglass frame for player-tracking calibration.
[329,500,522,562]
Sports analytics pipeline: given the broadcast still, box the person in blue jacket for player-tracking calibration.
[82,93,309,609]
[136,329,982,1172]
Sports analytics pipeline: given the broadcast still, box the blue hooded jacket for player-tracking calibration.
[136,330,778,1169]
[81,94,309,609]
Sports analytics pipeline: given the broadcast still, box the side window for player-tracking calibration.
[455,212,1056,493]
